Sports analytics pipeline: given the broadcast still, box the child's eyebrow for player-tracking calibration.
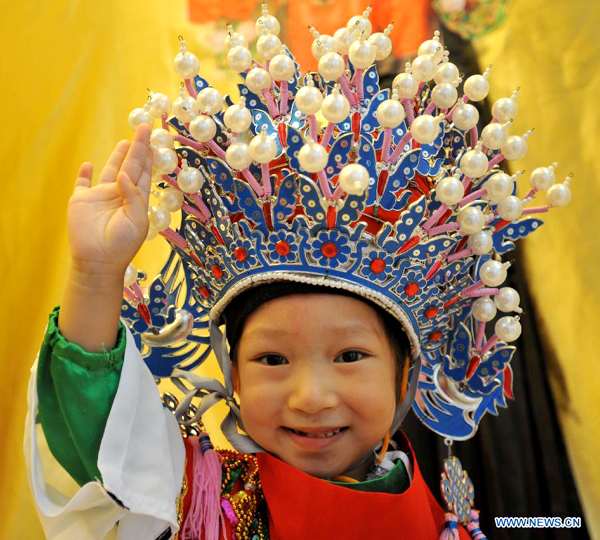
[243,324,377,340]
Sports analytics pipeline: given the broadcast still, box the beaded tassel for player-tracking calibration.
[439,513,460,540]
[181,433,224,540]
[467,510,487,539]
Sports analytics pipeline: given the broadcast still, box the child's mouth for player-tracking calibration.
[288,427,346,438]
[283,426,349,447]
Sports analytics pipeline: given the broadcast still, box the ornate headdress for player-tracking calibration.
[121,2,571,530]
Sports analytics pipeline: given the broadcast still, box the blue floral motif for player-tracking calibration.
[206,257,229,283]
[397,268,427,302]
[310,229,352,268]
[267,229,300,263]
[360,250,394,282]
[229,238,257,271]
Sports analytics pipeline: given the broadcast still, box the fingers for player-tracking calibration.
[138,149,153,208]
[116,170,145,220]
[98,140,131,184]
[74,162,94,191]
[121,124,153,187]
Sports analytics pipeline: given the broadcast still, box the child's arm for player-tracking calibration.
[59,124,152,352]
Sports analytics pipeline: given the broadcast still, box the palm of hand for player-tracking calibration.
[69,125,153,276]
[68,182,148,272]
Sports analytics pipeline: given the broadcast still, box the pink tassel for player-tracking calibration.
[467,509,487,539]
[439,513,460,540]
[181,434,224,540]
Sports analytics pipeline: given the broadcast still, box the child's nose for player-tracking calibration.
[286,364,339,414]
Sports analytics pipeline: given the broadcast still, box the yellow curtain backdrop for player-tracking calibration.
[1,0,598,538]
[473,1,600,536]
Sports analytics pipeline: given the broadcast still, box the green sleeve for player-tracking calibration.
[36,306,127,486]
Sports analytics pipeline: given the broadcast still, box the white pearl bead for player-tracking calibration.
[495,316,521,342]
[152,148,178,174]
[148,93,172,117]
[485,172,514,203]
[321,89,350,123]
[457,206,485,234]
[333,27,355,55]
[481,122,507,150]
[196,87,223,116]
[376,98,405,128]
[347,15,372,38]
[146,227,159,241]
[452,103,479,130]
[464,74,490,101]
[492,97,518,123]
[497,195,523,221]
[467,230,493,255]
[173,94,196,123]
[410,114,443,144]
[224,102,252,133]
[494,287,520,312]
[159,187,184,211]
[311,34,335,60]
[227,45,253,72]
[177,166,203,193]
[348,38,376,69]
[431,83,458,109]
[411,54,438,82]
[256,14,280,36]
[436,175,464,205]
[226,141,253,170]
[124,263,138,287]
[249,132,277,163]
[393,72,419,99]
[339,163,370,195]
[148,205,172,231]
[318,52,346,82]
[501,135,527,160]
[151,128,174,149]
[224,31,247,52]
[368,32,392,61]
[418,39,443,63]
[257,33,282,60]
[245,68,272,93]
[269,54,295,82]
[128,108,154,130]
[174,50,200,79]
[546,182,572,207]
[189,115,217,142]
[295,85,324,115]
[460,148,489,178]
[434,62,460,84]
[530,164,557,191]
[471,297,497,322]
[480,260,508,287]
[298,141,328,173]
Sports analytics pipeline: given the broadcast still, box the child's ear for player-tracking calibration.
[232,363,240,395]
[399,355,410,403]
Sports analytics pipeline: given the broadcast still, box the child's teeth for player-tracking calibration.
[292,428,342,437]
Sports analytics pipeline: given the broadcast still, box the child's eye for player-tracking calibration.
[335,351,367,363]
[256,354,288,366]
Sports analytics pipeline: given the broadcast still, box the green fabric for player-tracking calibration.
[330,458,409,494]
[36,306,126,486]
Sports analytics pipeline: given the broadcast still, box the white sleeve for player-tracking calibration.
[24,324,186,540]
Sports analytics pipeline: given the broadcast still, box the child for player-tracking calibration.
[25,6,568,539]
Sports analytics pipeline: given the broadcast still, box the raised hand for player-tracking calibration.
[67,124,153,277]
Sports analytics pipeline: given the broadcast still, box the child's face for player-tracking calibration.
[232,293,397,479]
